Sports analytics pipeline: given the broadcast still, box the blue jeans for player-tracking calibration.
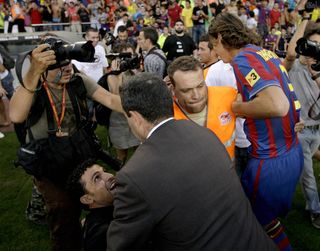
[192,24,205,44]
[298,127,320,213]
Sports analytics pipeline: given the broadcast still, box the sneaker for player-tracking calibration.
[310,213,320,229]
[0,132,4,139]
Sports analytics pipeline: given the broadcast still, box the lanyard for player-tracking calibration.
[43,82,66,133]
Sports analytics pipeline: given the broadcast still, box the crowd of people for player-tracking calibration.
[1,0,320,250]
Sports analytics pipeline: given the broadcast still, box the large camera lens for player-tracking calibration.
[43,37,95,70]
[65,41,95,63]
[295,38,318,57]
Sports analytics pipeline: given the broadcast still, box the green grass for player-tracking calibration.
[1,127,320,250]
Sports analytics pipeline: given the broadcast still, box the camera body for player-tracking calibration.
[106,52,140,73]
[296,37,320,71]
[43,37,95,70]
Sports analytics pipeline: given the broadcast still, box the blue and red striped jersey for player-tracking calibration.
[232,44,301,159]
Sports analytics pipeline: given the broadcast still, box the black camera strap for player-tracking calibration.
[15,51,32,88]
[308,92,320,121]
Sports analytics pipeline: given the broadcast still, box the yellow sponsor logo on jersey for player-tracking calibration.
[294,100,301,110]
[288,83,294,92]
[257,49,279,61]
[245,69,261,87]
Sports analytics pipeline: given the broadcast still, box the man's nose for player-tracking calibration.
[191,89,200,99]
[103,172,114,180]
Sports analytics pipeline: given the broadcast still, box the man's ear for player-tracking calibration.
[80,194,93,205]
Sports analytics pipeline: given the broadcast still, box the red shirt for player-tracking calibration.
[168,3,182,28]
[29,8,42,24]
[269,9,281,28]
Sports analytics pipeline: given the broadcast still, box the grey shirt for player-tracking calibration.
[29,72,98,140]
[289,59,320,126]
[144,48,167,78]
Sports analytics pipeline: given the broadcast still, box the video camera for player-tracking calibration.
[42,37,95,70]
[296,37,320,71]
[106,52,140,73]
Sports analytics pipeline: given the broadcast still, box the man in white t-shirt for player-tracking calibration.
[72,27,109,82]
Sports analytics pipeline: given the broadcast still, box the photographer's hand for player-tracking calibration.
[30,44,56,77]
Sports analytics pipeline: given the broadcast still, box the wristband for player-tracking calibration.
[22,84,42,93]
[311,72,320,80]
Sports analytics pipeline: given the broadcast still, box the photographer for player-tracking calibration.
[284,0,320,229]
[9,37,122,250]
[138,27,167,78]
[112,25,137,50]
[104,43,140,163]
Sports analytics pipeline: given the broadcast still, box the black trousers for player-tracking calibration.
[8,18,26,33]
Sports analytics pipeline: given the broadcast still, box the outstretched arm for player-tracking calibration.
[9,44,56,123]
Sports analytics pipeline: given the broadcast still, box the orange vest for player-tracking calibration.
[173,86,237,159]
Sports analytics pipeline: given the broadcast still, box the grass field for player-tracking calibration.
[1,127,320,250]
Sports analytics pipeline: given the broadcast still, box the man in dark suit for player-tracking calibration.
[107,73,278,251]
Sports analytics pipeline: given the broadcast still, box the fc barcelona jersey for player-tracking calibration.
[231,44,300,158]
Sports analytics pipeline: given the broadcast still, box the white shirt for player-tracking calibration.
[0,54,9,80]
[206,60,236,88]
[147,117,174,139]
[247,17,258,30]
[72,44,108,82]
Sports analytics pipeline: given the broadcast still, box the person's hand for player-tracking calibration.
[0,86,7,98]
[297,0,307,10]
[235,93,243,102]
[29,44,56,76]
[294,119,305,133]
[232,93,245,118]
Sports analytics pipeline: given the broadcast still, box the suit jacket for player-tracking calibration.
[107,119,277,251]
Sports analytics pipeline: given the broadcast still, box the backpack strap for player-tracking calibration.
[67,75,89,128]
[146,47,168,78]
[27,75,88,134]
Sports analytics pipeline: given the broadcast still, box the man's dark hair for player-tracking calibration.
[141,27,158,45]
[119,6,127,12]
[120,73,173,123]
[303,21,320,40]
[167,56,202,85]
[86,27,99,35]
[112,42,136,53]
[209,12,260,49]
[117,25,127,34]
[67,158,97,210]
[175,19,184,26]
[199,34,213,50]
